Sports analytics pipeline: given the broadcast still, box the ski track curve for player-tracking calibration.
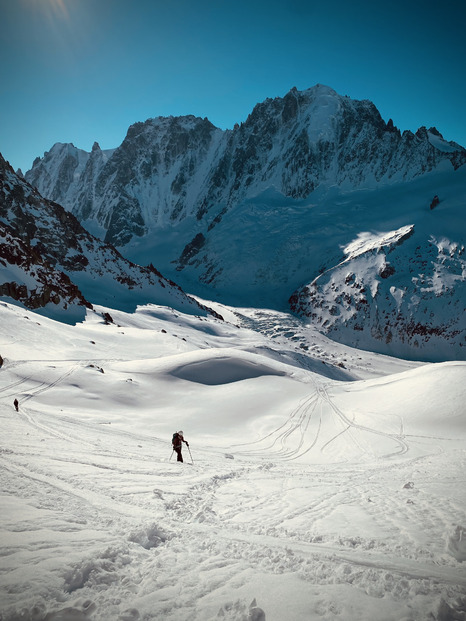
[232,378,410,463]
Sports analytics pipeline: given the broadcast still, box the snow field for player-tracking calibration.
[1,301,466,620]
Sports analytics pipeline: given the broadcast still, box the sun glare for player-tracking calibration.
[51,0,69,18]
[28,0,70,21]
[21,0,91,60]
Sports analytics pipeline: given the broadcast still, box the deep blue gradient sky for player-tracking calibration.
[1,0,465,173]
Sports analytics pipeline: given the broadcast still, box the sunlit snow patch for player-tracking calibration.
[343,224,414,259]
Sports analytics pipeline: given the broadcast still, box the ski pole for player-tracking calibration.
[187,444,194,465]
[169,449,174,461]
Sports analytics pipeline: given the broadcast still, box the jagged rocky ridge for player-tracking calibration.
[0,154,220,320]
[25,85,466,248]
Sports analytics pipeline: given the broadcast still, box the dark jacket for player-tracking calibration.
[172,433,188,450]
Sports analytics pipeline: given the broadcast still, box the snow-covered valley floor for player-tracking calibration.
[1,300,465,621]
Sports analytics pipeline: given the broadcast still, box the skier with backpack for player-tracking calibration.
[172,430,189,463]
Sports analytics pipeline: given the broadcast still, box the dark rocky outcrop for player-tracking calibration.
[0,221,91,312]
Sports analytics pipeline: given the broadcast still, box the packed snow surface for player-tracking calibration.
[1,300,466,620]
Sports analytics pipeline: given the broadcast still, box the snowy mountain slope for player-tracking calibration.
[288,165,466,361]
[1,300,465,621]
[25,141,114,207]
[26,116,226,245]
[0,222,91,322]
[164,164,466,361]
[0,153,219,319]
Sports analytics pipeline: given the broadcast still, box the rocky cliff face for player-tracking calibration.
[0,154,220,320]
[26,116,225,246]
[25,85,466,248]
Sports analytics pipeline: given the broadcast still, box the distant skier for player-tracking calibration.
[172,430,189,463]
[13,399,19,412]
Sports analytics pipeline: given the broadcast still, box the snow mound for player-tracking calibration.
[333,361,466,438]
[63,546,131,593]
[217,598,266,620]
[128,523,169,550]
[171,355,286,385]
[34,603,96,620]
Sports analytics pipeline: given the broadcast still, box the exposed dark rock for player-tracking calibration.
[0,221,92,312]
[430,195,440,210]
[379,264,396,279]
[102,311,114,324]
[177,233,206,269]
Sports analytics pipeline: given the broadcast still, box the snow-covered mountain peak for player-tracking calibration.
[40,141,89,168]
[427,127,463,152]
[244,83,343,132]
[124,113,219,141]
[305,83,339,96]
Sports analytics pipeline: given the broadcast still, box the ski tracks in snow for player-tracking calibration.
[1,395,466,620]
[232,379,409,463]
[1,356,466,619]
[150,459,466,620]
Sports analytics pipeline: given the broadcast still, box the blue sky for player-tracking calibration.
[1,0,465,173]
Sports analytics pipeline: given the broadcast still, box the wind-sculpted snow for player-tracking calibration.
[1,300,466,620]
